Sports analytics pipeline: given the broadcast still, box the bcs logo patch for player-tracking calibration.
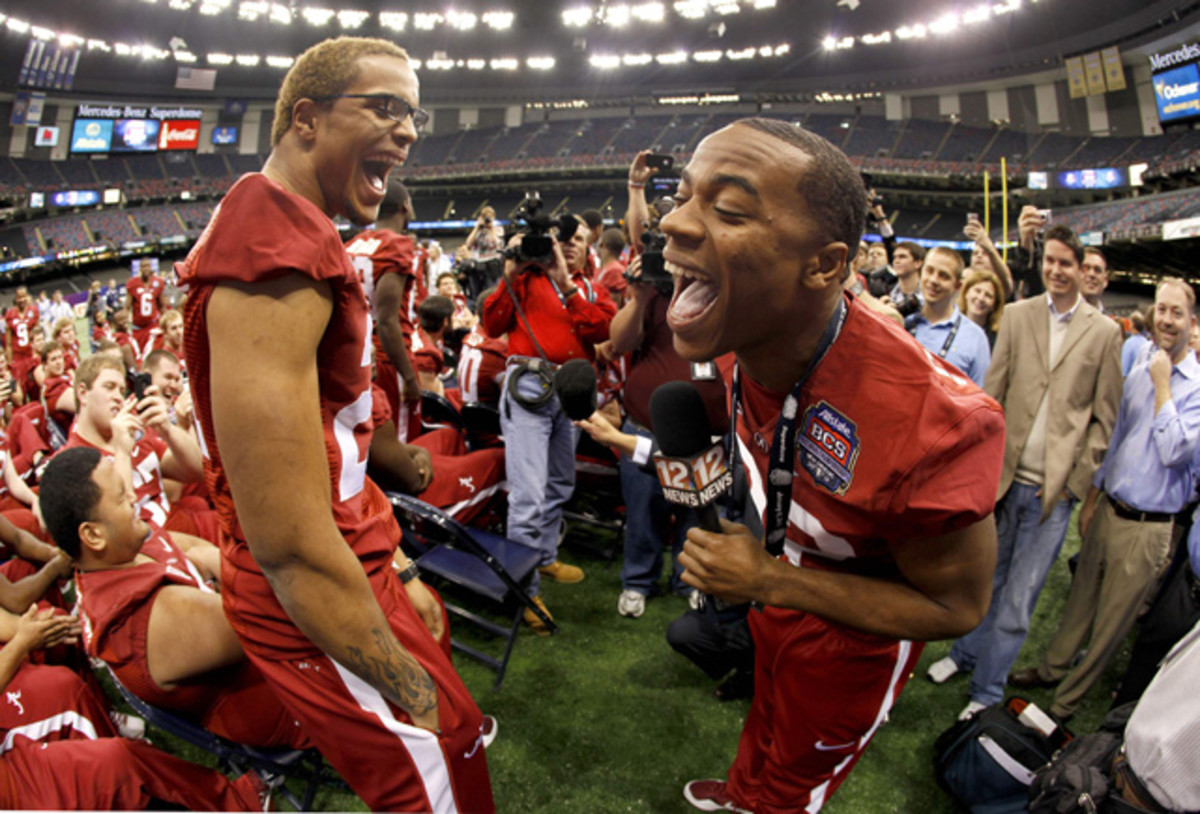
[797,401,859,495]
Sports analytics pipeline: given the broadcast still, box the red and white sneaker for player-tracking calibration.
[683,780,751,813]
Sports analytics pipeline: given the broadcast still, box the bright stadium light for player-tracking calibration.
[174,50,198,62]
[414,12,442,30]
[447,11,477,30]
[562,6,593,27]
[31,26,55,40]
[337,9,368,28]
[527,56,556,69]
[963,4,991,23]
[490,57,518,70]
[605,5,631,26]
[467,58,486,70]
[379,12,408,31]
[269,4,293,24]
[693,49,722,62]
[656,50,687,64]
[5,17,30,33]
[266,55,294,68]
[207,52,234,64]
[823,35,837,51]
[589,54,621,69]
[631,3,664,23]
[482,11,514,30]
[622,52,652,65]
[235,53,260,66]
[301,6,334,25]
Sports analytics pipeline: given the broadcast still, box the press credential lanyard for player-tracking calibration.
[729,296,848,557]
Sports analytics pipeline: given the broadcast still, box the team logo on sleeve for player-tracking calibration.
[797,401,860,496]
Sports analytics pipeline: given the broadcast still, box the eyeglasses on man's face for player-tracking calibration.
[313,93,429,131]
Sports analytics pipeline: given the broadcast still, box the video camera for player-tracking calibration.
[625,230,674,294]
[504,192,579,267]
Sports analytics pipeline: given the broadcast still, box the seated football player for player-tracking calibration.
[144,309,186,375]
[108,308,139,372]
[368,382,506,528]
[414,294,454,399]
[62,354,212,539]
[41,447,309,748]
[456,287,508,409]
[0,512,72,613]
[0,606,269,812]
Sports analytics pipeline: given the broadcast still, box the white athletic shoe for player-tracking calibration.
[926,656,960,684]
[958,701,987,721]
[618,590,646,618]
[109,711,146,740]
[688,590,705,612]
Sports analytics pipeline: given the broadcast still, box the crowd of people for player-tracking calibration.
[0,33,1196,813]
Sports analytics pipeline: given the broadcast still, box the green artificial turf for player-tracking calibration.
[127,508,1135,812]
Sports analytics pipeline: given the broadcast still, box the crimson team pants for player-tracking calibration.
[726,606,922,813]
[0,737,264,810]
[233,569,495,813]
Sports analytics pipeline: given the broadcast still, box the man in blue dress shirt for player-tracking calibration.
[1010,277,1200,719]
[906,246,991,387]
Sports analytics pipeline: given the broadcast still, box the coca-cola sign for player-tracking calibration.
[158,119,200,151]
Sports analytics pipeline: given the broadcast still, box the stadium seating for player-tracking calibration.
[85,210,141,244]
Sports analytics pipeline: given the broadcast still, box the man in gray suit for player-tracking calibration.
[927,224,1123,719]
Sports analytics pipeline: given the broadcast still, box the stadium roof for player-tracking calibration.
[1,0,1197,104]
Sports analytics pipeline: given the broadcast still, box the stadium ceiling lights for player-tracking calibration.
[591,42,788,68]
[564,0,772,28]
[823,0,1037,52]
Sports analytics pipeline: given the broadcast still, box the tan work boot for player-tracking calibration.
[538,561,584,584]
[524,595,554,636]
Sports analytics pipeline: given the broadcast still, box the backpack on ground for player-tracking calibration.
[935,697,1071,814]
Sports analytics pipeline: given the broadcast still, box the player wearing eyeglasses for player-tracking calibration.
[176,36,494,812]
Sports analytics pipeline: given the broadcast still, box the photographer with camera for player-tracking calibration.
[481,204,617,631]
[461,206,506,301]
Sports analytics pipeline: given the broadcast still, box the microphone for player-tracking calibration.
[554,359,598,421]
[648,381,732,535]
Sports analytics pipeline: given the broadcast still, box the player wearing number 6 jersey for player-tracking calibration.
[177,37,493,812]
[126,264,166,353]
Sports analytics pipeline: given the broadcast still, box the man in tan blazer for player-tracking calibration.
[927,224,1122,719]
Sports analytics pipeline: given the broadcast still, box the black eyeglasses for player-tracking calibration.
[313,93,429,131]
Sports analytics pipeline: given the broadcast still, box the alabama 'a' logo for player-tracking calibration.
[797,401,860,495]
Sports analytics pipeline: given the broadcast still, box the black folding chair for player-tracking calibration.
[420,390,466,436]
[460,401,503,450]
[389,492,556,689]
[104,668,345,811]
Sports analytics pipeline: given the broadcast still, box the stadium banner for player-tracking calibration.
[1084,51,1106,95]
[176,67,216,91]
[111,118,161,152]
[159,119,201,150]
[70,119,114,153]
[34,126,59,147]
[1066,57,1088,98]
[1153,63,1200,123]
[25,92,46,126]
[1163,216,1200,241]
[1102,47,1126,91]
[9,91,31,126]
[211,125,238,145]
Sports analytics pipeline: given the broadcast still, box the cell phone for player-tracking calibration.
[127,370,152,402]
[967,212,981,225]
[645,153,674,172]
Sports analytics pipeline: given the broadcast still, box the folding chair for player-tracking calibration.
[388,491,556,689]
[420,391,466,435]
[562,431,627,563]
[104,668,344,811]
[459,401,502,450]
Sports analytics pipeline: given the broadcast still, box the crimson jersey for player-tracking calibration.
[91,323,114,348]
[456,326,508,405]
[4,306,38,358]
[75,530,305,747]
[113,328,141,360]
[177,174,402,656]
[410,327,444,375]
[733,294,1004,576]
[126,275,166,330]
[63,427,171,528]
[344,228,419,354]
[145,331,187,374]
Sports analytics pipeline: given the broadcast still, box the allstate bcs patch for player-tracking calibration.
[797,401,859,495]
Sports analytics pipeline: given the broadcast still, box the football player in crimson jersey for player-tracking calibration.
[344,179,422,437]
[665,120,1005,814]
[145,309,186,375]
[5,287,40,386]
[176,37,492,812]
[61,355,204,532]
[126,260,167,351]
[457,290,508,407]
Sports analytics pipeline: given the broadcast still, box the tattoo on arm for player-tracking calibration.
[344,628,438,717]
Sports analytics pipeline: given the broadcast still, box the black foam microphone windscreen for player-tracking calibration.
[554,359,598,421]
[649,380,713,458]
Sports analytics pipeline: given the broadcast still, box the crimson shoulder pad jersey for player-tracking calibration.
[177,173,390,657]
[734,295,1005,577]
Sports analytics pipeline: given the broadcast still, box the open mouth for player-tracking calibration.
[362,153,402,194]
[666,260,718,328]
